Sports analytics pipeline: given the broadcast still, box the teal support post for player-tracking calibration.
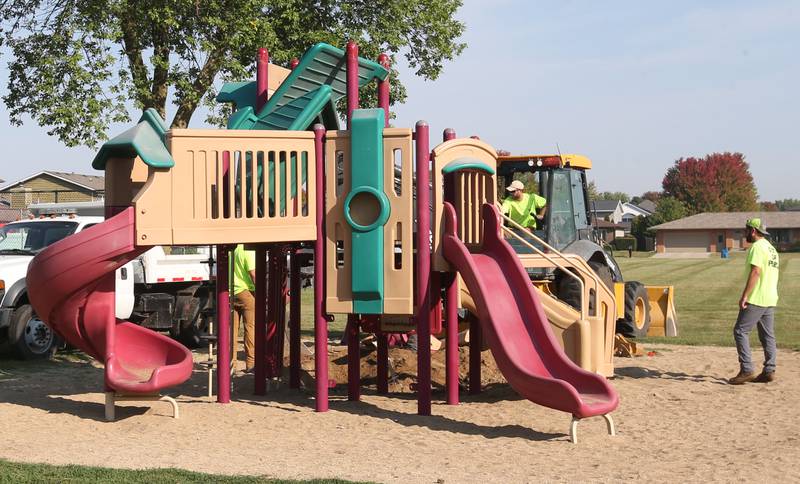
[345,108,390,314]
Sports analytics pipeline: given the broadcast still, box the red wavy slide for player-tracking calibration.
[27,207,193,394]
[442,202,618,421]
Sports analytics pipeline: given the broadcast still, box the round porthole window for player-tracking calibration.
[343,187,391,232]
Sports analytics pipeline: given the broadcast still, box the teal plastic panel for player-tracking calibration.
[441,158,496,175]
[92,109,174,170]
[347,108,388,314]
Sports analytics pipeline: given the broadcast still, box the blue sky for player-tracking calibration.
[1,0,798,200]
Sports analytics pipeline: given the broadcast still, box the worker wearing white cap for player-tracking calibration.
[501,179,547,230]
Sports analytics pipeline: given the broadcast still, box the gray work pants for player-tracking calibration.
[733,304,777,374]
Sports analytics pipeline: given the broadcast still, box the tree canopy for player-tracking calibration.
[630,196,688,241]
[0,0,466,147]
[662,152,758,213]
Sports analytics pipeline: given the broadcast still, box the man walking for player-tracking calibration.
[728,218,780,385]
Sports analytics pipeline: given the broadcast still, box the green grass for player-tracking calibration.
[617,252,800,350]
[0,459,370,484]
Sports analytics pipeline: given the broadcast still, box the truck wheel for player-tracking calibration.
[616,281,651,338]
[9,304,58,359]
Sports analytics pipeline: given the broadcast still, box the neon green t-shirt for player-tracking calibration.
[745,238,779,307]
[231,244,256,295]
[501,192,547,229]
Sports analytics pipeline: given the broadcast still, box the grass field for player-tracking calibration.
[617,252,800,350]
[0,459,366,484]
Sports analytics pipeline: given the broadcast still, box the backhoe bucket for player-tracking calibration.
[644,286,678,337]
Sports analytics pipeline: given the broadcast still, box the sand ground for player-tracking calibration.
[1,343,798,483]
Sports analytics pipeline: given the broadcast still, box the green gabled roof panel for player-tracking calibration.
[216,81,258,111]
[92,109,174,170]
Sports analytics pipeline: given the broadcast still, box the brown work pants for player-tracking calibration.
[232,289,256,369]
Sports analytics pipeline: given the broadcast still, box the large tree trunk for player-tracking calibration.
[170,51,224,129]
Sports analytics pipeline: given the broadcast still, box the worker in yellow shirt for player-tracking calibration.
[231,244,256,372]
[728,218,780,385]
[501,180,547,231]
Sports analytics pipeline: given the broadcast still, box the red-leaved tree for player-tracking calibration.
[662,152,758,213]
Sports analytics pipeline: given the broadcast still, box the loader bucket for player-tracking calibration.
[644,285,678,337]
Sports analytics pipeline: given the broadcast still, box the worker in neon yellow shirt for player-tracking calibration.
[231,244,256,372]
[501,180,547,230]
[728,218,780,385]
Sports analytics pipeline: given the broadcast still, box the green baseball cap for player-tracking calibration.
[746,218,770,236]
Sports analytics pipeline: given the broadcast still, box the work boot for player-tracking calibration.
[753,371,775,383]
[728,370,756,385]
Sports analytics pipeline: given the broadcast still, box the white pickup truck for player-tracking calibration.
[0,202,214,359]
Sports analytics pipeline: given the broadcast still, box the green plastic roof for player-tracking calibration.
[217,42,388,131]
[441,158,496,175]
[92,109,174,170]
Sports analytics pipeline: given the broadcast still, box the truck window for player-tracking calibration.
[548,169,577,250]
[0,221,79,255]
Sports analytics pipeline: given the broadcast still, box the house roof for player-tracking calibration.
[651,212,800,231]
[637,199,657,213]
[0,171,105,192]
[622,202,652,217]
[589,200,621,212]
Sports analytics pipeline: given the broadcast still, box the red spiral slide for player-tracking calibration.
[27,207,193,394]
[442,202,618,419]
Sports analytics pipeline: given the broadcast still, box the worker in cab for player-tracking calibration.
[501,180,547,231]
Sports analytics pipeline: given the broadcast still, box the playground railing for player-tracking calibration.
[133,129,318,246]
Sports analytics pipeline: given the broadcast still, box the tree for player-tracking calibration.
[775,199,800,211]
[760,201,779,212]
[585,181,629,203]
[630,196,688,243]
[0,0,466,147]
[662,152,758,213]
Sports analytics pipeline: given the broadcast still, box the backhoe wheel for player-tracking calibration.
[617,281,651,338]
[9,304,58,360]
[556,261,613,315]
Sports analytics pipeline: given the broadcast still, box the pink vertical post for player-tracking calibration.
[415,120,432,416]
[275,249,288,377]
[346,41,359,129]
[469,316,481,395]
[289,249,301,389]
[313,124,329,412]
[216,246,231,403]
[376,329,389,394]
[254,245,267,395]
[445,273,459,404]
[265,246,281,378]
[256,48,269,113]
[443,128,456,142]
[377,53,390,127]
[347,314,360,401]
[290,57,300,70]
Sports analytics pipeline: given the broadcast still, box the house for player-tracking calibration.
[637,199,657,213]
[589,200,624,223]
[621,202,653,223]
[0,171,105,209]
[651,212,800,253]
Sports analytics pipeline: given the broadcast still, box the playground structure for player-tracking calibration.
[27,41,619,442]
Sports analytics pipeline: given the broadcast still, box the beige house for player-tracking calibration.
[652,212,800,253]
[0,171,104,209]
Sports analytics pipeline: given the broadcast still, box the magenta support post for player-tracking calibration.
[254,245,267,395]
[216,245,231,403]
[346,41,359,129]
[443,128,456,142]
[415,120,432,416]
[469,316,481,394]
[347,314,360,401]
[376,329,389,394]
[289,250,301,389]
[256,48,269,113]
[445,273,459,405]
[377,53,390,128]
[313,124,329,412]
[290,57,300,70]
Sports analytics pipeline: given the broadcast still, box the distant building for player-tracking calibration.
[651,212,800,253]
[621,202,652,223]
[637,199,657,213]
[0,171,105,209]
[589,200,624,224]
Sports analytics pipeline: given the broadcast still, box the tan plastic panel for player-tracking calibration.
[105,156,150,207]
[324,129,415,315]
[430,138,498,271]
[134,129,317,246]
